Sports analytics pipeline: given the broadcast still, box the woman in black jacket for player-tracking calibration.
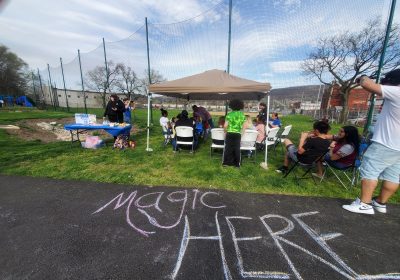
[103,94,125,123]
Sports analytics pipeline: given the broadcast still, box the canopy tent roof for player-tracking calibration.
[148,69,271,100]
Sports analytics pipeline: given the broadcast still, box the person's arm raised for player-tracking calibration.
[358,76,382,97]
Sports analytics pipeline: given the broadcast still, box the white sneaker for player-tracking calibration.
[342,198,374,215]
[372,198,387,213]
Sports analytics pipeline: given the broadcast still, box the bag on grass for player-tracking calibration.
[82,136,104,149]
[113,134,130,150]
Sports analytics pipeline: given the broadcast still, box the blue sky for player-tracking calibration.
[0,0,398,89]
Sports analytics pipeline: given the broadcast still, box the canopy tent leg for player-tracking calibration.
[260,95,270,170]
[146,90,153,152]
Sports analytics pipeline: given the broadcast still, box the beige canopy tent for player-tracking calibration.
[149,69,271,100]
[146,69,272,168]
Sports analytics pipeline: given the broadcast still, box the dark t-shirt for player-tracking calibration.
[257,109,267,123]
[175,118,195,142]
[297,137,330,164]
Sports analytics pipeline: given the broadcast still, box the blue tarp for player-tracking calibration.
[0,96,33,107]
[0,96,14,106]
[15,96,33,107]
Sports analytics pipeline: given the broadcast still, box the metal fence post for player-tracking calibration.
[364,0,397,133]
[60,57,70,112]
[145,17,153,124]
[103,38,109,97]
[47,64,56,110]
[78,49,88,114]
[31,71,39,106]
[37,68,46,109]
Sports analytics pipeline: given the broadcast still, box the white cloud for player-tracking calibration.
[270,60,303,73]
[0,0,397,89]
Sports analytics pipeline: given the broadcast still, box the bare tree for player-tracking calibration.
[115,64,140,100]
[85,61,122,108]
[140,68,166,94]
[302,18,400,123]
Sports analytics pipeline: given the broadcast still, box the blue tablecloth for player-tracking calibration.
[64,123,132,137]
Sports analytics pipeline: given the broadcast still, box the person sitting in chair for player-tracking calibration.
[172,110,196,151]
[269,112,281,128]
[313,125,360,178]
[276,121,331,174]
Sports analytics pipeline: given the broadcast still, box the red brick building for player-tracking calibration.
[321,84,370,111]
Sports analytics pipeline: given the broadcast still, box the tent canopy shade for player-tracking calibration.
[148,69,271,100]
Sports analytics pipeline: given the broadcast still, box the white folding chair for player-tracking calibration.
[275,125,292,154]
[175,126,194,153]
[264,127,280,155]
[240,129,259,163]
[210,128,225,157]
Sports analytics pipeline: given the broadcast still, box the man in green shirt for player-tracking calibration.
[223,99,246,167]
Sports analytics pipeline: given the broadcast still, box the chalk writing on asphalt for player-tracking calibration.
[93,190,400,280]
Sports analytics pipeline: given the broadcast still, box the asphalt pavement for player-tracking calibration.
[0,175,399,280]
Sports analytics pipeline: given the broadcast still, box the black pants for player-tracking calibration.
[223,132,241,167]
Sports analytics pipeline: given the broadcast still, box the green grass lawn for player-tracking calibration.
[1,107,398,203]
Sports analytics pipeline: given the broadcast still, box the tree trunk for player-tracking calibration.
[339,89,350,123]
[102,91,107,109]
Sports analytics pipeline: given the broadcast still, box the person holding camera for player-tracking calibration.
[343,69,400,215]
[123,98,135,124]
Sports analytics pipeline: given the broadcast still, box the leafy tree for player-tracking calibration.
[0,45,29,96]
[301,18,400,122]
[85,61,122,108]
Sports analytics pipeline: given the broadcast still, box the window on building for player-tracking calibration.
[77,96,80,98]
[58,95,62,97]
[68,95,71,98]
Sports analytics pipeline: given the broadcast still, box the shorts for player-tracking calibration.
[286,144,298,162]
[359,142,400,184]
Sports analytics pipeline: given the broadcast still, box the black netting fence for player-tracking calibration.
[33,0,399,124]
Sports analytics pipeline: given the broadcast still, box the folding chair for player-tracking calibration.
[275,125,292,154]
[283,150,329,185]
[264,127,280,155]
[174,126,195,154]
[210,128,225,158]
[240,129,259,163]
[321,162,354,190]
[351,142,369,186]
[321,142,369,189]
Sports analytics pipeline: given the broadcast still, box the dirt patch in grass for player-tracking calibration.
[5,118,140,143]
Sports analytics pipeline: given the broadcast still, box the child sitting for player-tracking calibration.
[194,115,204,138]
[255,117,266,151]
[170,117,177,139]
[218,116,225,128]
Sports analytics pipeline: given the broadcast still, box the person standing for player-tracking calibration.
[192,105,214,129]
[343,69,400,214]
[257,102,267,123]
[103,94,125,123]
[223,99,246,167]
[123,98,135,124]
